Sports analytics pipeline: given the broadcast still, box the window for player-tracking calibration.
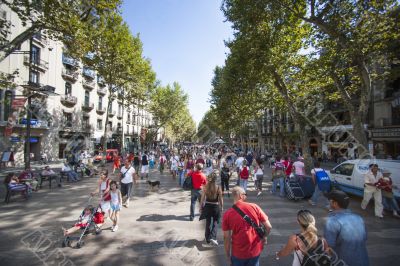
[97,119,102,130]
[65,82,72,95]
[64,113,72,127]
[3,90,12,121]
[84,90,90,106]
[29,70,39,84]
[109,101,113,112]
[334,163,354,176]
[127,113,131,124]
[108,121,112,130]
[31,45,40,64]
[83,117,89,127]
[98,96,103,110]
[127,125,129,133]
[118,104,122,116]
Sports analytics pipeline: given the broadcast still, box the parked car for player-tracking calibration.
[330,159,400,199]
[94,149,119,163]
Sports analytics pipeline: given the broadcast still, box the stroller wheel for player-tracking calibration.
[95,228,102,235]
[76,241,84,248]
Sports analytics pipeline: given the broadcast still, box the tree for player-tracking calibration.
[0,0,121,61]
[222,0,400,156]
[81,12,154,158]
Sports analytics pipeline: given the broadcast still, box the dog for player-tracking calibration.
[147,180,160,191]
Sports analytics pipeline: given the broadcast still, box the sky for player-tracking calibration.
[121,0,233,125]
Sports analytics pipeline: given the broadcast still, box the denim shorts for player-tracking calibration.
[111,203,120,211]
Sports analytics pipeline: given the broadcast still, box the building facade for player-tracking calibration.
[0,5,159,166]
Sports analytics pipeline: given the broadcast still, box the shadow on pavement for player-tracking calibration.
[136,213,189,222]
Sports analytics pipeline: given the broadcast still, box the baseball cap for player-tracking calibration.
[327,190,350,209]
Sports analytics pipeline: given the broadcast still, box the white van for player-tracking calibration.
[330,159,400,199]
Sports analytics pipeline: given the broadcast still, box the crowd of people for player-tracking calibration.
[4,144,397,266]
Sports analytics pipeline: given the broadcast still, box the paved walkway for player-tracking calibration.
[0,164,399,266]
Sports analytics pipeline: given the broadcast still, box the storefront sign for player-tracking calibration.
[12,98,27,108]
[20,118,38,125]
[371,127,400,138]
[10,136,21,142]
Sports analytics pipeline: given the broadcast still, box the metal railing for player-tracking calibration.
[60,95,77,105]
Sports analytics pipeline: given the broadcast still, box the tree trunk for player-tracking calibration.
[349,111,369,157]
[101,86,112,165]
[298,123,313,174]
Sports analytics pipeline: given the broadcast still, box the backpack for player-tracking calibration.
[297,234,332,266]
[142,155,148,165]
[221,168,230,179]
[314,169,331,192]
[206,159,212,167]
[240,166,249,179]
[182,175,193,190]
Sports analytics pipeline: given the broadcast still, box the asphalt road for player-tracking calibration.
[0,164,399,266]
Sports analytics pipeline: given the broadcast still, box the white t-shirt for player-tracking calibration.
[235,157,244,168]
[171,155,180,168]
[255,165,264,175]
[293,161,305,176]
[364,171,382,192]
[120,165,135,184]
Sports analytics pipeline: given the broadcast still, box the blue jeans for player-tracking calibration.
[67,171,79,182]
[178,170,184,186]
[311,185,329,206]
[382,196,400,212]
[231,255,260,266]
[240,179,248,192]
[190,189,202,218]
[272,177,285,196]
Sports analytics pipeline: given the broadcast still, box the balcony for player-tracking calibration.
[108,111,116,117]
[32,32,47,47]
[62,54,78,68]
[117,113,123,120]
[82,67,95,79]
[60,95,77,106]
[24,56,48,72]
[83,80,96,91]
[63,121,73,129]
[96,107,106,114]
[97,87,107,95]
[61,68,79,82]
[82,102,94,112]
[97,76,106,87]
[82,124,92,132]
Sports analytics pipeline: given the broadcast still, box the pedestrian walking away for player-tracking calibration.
[199,171,223,246]
[361,164,384,218]
[239,160,250,193]
[220,162,231,197]
[141,151,150,180]
[189,163,207,221]
[120,159,137,208]
[222,186,272,266]
[325,190,369,266]
[376,170,400,218]
[254,159,264,197]
[276,210,331,266]
[271,156,285,197]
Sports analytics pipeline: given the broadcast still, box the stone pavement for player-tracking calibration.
[0,164,399,266]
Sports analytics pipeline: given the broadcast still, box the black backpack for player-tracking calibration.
[297,234,332,266]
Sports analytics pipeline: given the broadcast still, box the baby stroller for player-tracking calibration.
[62,198,104,248]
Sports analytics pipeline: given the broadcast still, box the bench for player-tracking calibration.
[4,184,28,204]
[39,173,58,188]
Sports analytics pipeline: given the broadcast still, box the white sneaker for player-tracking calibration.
[112,225,118,232]
[210,239,218,246]
[257,191,262,197]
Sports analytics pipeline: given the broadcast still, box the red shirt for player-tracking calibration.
[222,201,269,259]
[240,166,249,179]
[283,160,292,176]
[191,170,207,189]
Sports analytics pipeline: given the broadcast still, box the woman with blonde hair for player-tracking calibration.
[200,170,223,246]
[275,210,330,265]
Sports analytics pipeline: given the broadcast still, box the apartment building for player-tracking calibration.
[0,5,157,165]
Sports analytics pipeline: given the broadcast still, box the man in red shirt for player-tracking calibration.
[222,186,272,265]
[190,163,207,221]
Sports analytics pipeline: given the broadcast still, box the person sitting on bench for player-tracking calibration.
[41,166,62,187]
[61,162,80,182]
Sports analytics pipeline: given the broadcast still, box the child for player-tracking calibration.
[109,181,122,232]
[63,207,92,236]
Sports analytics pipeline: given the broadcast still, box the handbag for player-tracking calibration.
[182,176,193,190]
[232,205,268,240]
